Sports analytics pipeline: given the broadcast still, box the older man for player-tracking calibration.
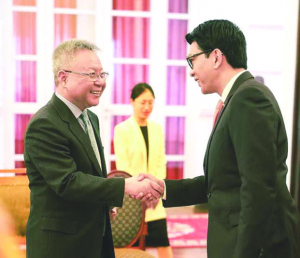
[24,39,163,258]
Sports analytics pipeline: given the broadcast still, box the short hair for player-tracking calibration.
[52,39,100,86]
[185,20,247,69]
[131,83,155,100]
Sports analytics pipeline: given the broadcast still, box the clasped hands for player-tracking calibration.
[124,174,164,208]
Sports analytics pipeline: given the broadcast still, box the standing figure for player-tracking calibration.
[137,20,300,258]
[114,83,173,258]
[24,39,163,258]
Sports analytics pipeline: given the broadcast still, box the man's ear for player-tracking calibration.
[212,49,223,68]
[57,70,68,84]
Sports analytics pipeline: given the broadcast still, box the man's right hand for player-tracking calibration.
[131,174,165,206]
[124,176,163,200]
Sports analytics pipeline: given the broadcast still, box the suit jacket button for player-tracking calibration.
[207,193,211,198]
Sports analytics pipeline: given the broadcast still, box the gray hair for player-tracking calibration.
[52,39,100,86]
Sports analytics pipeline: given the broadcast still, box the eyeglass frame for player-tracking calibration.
[60,70,109,81]
[186,49,213,69]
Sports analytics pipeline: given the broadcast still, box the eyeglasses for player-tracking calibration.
[62,70,109,81]
[186,49,212,69]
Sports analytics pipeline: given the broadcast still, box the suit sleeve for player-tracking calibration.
[114,125,131,173]
[25,117,125,207]
[228,86,277,257]
[163,176,207,207]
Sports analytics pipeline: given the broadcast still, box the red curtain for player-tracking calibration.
[113,0,150,11]
[167,161,184,179]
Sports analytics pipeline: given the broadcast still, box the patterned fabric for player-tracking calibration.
[79,110,101,169]
[111,194,143,247]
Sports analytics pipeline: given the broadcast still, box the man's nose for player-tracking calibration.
[94,78,106,86]
[189,69,195,77]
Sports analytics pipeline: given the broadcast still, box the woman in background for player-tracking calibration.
[114,83,173,258]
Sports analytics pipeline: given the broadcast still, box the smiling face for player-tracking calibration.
[131,89,154,125]
[187,41,216,95]
[57,49,106,111]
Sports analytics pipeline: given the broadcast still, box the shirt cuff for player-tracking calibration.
[163,180,167,200]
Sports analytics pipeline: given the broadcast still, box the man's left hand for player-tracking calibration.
[109,207,117,221]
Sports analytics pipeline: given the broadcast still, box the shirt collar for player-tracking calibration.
[55,92,83,119]
[221,70,247,103]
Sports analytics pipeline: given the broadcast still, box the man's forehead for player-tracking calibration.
[187,42,201,56]
[71,51,102,69]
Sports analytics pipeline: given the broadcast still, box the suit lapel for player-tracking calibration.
[203,71,254,176]
[51,95,103,177]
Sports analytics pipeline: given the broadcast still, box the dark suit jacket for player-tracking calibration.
[163,72,300,258]
[24,94,125,258]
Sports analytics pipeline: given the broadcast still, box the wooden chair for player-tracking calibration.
[108,170,153,258]
[0,168,29,256]
[0,169,153,257]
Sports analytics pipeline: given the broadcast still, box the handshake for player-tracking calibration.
[124,174,164,207]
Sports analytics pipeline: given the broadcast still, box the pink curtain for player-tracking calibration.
[13,0,36,6]
[15,114,33,155]
[165,117,185,155]
[111,1,150,172]
[112,64,149,104]
[165,2,188,178]
[12,0,77,168]
[169,0,188,13]
[15,61,36,102]
[113,0,150,11]
[13,8,37,167]
[113,17,149,58]
[54,0,76,8]
[167,66,186,105]
[13,12,36,55]
[13,12,37,103]
[54,14,77,48]
[168,20,187,60]
[112,15,150,104]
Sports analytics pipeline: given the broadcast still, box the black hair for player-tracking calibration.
[130,83,155,100]
[185,19,247,69]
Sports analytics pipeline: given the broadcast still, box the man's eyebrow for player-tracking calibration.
[87,67,103,72]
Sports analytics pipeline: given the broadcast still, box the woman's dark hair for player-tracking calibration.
[130,83,155,100]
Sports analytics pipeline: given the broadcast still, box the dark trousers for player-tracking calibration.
[101,236,109,258]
